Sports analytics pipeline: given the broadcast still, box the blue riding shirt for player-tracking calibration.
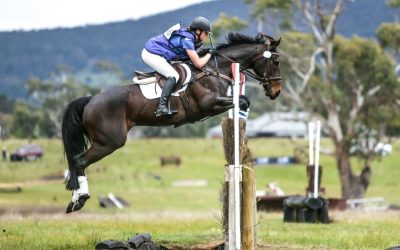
[144,28,197,61]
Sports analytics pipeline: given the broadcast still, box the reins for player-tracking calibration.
[189,39,283,89]
[190,67,233,84]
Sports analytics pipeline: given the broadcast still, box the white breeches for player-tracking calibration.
[141,49,180,81]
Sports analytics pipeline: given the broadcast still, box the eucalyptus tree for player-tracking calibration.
[216,0,399,198]
[27,65,100,137]
[211,14,248,38]
[278,0,399,198]
[376,0,400,75]
[243,0,293,33]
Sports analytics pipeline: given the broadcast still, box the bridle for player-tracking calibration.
[212,49,282,88]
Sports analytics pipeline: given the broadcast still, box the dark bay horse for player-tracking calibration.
[62,32,282,213]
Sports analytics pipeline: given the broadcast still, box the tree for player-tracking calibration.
[11,103,40,138]
[282,1,399,198]
[216,0,400,198]
[9,102,57,138]
[0,113,13,139]
[211,14,248,39]
[377,1,400,76]
[0,95,16,139]
[387,0,400,22]
[376,2,400,137]
[377,23,400,75]
[244,0,293,32]
[27,66,100,137]
[0,94,15,113]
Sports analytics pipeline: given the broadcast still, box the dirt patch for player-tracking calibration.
[166,240,224,250]
[41,172,65,181]
[0,206,64,216]
[0,172,64,194]
[0,183,22,193]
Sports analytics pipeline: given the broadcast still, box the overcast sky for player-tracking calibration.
[0,0,212,31]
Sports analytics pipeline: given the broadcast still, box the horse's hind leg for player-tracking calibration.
[76,141,125,171]
[65,92,130,213]
[66,134,127,213]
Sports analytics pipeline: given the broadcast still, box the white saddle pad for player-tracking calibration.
[132,63,192,100]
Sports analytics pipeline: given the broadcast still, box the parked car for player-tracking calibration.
[10,144,43,161]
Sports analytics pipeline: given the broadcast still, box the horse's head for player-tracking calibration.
[217,33,283,100]
[249,34,282,100]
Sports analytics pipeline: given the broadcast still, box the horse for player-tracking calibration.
[62,32,282,213]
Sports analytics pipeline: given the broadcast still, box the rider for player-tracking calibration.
[142,16,214,117]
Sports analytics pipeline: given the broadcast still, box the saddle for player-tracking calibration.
[133,63,190,92]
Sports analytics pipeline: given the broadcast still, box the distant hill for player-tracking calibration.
[0,0,394,100]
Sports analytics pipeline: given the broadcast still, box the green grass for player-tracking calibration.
[257,211,400,249]
[1,137,400,249]
[1,214,223,249]
[1,211,399,249]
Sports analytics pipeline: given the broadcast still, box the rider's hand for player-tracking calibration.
[208,48,218,56]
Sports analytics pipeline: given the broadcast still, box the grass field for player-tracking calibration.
[1,137,399,249]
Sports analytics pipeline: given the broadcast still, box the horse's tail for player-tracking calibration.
[62,96,92,191]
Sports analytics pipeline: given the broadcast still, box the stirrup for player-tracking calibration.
[155,109,176,117]
[155,103,177,117]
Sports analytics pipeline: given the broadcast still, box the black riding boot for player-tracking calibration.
[155,76,177,117]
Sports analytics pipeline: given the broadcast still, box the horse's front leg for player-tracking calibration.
[215,95,250,111]
[215,96,233,106]
[210,96,233,113]
[213,104,235,114]
[199,94,251,116]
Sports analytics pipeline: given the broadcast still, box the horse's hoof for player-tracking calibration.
[66,194,90,213]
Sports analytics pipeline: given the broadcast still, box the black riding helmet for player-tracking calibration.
[189,16,211,33]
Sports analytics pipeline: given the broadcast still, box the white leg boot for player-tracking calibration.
[66,176,91,213]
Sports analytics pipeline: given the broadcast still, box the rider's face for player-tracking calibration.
[201,31,208,41]
[197,30,208,42]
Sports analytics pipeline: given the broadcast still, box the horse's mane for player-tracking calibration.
[216,32,275,49]
[198,32,275,56]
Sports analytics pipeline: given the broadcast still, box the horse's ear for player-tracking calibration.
[272,37,281,47]
[256,33,265,43]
